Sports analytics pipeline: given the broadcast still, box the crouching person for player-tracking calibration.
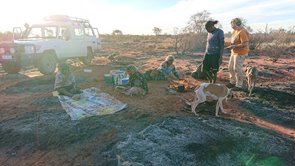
[54,63,81,99]
[116,65,148,96]
[148,55,180,81]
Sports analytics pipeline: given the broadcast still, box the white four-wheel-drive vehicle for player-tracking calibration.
[0,15,101,74]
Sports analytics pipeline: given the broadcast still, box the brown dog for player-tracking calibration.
[185,83,232,117]
[245,66,258,96]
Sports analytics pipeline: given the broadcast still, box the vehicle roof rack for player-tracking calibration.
[44,15,89,23]
[68,16,89,23]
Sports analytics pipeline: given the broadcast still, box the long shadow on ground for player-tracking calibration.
[0,106,157,165]
[3,74,88,94]
[110,115,295,165]
[240,85,295,129]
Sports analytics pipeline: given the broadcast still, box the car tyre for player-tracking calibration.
[38,53,57,75]
[2,61,21,74]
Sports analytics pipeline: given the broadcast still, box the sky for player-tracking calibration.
[0,0,295,34]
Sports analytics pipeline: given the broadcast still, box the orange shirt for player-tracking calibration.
[231,28,250,55]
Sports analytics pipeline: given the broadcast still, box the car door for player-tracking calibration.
[59,26,85,58]
[13,27,22,39]
[92,28,102,50]
[72,25,87,57]
[57,26,73,59]
[84,23,98,53]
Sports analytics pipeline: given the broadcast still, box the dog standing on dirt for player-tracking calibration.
[185,83,232,117]
[245,66,258,96]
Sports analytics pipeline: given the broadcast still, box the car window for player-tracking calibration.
[60,27,68,37]
[85,27,94,36]
[26,26,57,38]
[27,27,42,38]
[93,28,100,38]
[83,22,94,36]
[44,27,57,38]
[74,27,84,37]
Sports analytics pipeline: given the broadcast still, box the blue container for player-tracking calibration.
[121,78,129,85]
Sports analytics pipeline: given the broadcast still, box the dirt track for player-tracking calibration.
[1,36,295,165]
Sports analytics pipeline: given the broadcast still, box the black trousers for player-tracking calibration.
[202,53,220,82]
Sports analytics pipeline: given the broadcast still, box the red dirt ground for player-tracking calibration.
[1,36,295,165]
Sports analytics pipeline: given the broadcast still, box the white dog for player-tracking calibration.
[187,83,232,116]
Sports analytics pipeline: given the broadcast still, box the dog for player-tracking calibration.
[245,66,258,96]
[185,83,232,117]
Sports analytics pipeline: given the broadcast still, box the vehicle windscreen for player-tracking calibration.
[25,26,58,39]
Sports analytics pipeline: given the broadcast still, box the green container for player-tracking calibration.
[104,74,113,84]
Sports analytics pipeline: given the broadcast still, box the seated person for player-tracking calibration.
[148,55,180,81]
[54,63,81,98]
[116,65,148,96]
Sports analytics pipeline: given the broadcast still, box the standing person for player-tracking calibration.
[202,20,224,83]
[21,23,30,38]
[116,65,148,96]
[227,18,250,89]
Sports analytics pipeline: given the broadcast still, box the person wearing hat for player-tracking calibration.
[21,23,30,38]
[149,55,179,81]
[54,63,81,98]
[227,18,250,89]
[116,65,148,96]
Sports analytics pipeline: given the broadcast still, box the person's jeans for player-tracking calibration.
[228,53,247,87]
